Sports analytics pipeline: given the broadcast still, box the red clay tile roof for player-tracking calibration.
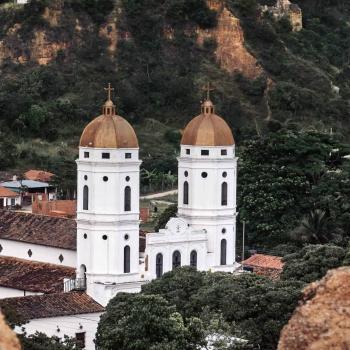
[242,254,284,270]
[0,292,104,320]
[0,210,76,250]
[0,256,75,293]
[24,170,54,183]
[0,187,18,198]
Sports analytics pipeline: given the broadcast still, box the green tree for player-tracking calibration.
[290,209,335,244]
[237,130,350,248]
[142,266,206,318]
[96,293,205,350]
[281,244,347,283]
[154,204,177,232]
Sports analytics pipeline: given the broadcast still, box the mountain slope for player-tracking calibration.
[0,0,349,174]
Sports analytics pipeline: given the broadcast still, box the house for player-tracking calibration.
[0,210,76,267]
[0,256,75,298]
[242,254,284,279]
[0,292,104,350]
[0,187,21,209]
[0,179,56,205]
[24,170,54,183]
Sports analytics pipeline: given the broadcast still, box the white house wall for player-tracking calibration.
[0,239,76,267]
[15,312,102,350]
[0,286,41,299]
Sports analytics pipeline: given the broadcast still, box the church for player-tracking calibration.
[0,84,239,349]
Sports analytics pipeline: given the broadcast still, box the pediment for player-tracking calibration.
[165,217,188,235]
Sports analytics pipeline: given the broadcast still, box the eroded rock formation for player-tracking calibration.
[197,0,262,79]
[0,312,21,350]
[278,267,350,350]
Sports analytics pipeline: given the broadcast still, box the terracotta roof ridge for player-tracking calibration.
[0,255,75,270]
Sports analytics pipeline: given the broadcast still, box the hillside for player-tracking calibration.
[0,0,349,179]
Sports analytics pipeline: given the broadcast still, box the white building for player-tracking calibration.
[1,292,104,350]
[0,187,21,209]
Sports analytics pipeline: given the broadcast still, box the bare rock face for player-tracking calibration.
[278,267,350,350]
[0,312,21,350]
[197,0,262,79]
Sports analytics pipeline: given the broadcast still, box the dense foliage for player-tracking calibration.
[97,267,303,350]
[96,293,205,350]
[237,130,350,249]
[281,244,348,283]
[0,0,350,196]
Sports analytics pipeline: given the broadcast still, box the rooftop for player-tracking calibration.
[0,256,75,293]
[242,254,284,270]
[0,210,76,250]
[0,292,104,320]
[0,187,18,198]
[0,180,51,189]
[24,170,54,183]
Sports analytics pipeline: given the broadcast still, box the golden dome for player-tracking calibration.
[79,84,138,149]
[181,99,234,146]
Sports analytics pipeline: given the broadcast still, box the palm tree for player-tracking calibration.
[291,209,333,244]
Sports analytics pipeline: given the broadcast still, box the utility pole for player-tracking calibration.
[242,220,246,271]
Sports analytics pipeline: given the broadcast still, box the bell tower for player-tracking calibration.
[76,84,142,306]
[178,86,237,272]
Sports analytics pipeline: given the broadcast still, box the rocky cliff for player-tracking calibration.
[278,267,350,350]
[0,0,262,79]
[0,312,21,350]
[198,1,262,78]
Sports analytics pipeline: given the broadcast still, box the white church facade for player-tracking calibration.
[74,85,239,306]
[0,84,239,349]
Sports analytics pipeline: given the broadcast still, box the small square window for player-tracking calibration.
[221,149,227,156]
[102,153,110,159]
[84,152,89,158]
[125,153,132,159]
[186,149,190,155]
[201,150,209,156]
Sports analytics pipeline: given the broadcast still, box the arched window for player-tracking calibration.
[172,250,181,270]
[124,246,130,273]
[220,239,227,265]
[190,250,197,268]
[183,181,189,205]
[156,253,163,278]
[221,182,228,206]
[124,186,131,211]
[83,186,89,210]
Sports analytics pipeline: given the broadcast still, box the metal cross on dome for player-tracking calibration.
[104,83,114,101]
[203,82,215,100]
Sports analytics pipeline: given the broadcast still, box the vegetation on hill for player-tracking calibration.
[0,0,349,190]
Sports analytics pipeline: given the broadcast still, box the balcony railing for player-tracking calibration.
[64,278,86,292]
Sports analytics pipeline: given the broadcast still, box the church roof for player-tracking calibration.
[0,210,76,250]
[0,292,104,320]
[0,256,75,293]
[79,84,138,149]
[181,99,234,146]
